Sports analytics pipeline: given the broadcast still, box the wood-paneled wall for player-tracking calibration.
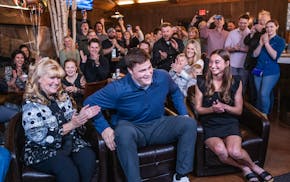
[0,7,50,26]
[90,0,287,38]
[0,0,288,57]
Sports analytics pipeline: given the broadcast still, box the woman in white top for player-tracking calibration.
[59,36,81,67]
[184,39,204,76]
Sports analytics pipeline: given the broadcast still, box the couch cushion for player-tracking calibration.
[138,143,176,179]
[138,144,176,164]
[22,166,55,182]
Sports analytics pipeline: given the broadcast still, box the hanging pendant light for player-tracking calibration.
[111,11,124,19]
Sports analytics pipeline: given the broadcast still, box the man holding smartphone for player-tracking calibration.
[199,14,229,57]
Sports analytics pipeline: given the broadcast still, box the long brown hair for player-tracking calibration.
[205,49,233,104]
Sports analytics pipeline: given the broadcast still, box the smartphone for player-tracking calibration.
[215,15,222,20]
[253,18,259,25]
[196,15,203,21]
[126,24,132,31]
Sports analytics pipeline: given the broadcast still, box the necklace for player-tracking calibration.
[66,73,78,84]
[90,55,100,67]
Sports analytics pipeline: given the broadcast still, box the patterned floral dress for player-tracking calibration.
[22,93,89,166]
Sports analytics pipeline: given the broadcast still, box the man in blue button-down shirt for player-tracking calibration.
[84,48,197,182]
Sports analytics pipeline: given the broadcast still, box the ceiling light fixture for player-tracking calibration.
[137,0,168,3]
[116,0,134,5]
[111,11,124,19]
[116,0,168,5]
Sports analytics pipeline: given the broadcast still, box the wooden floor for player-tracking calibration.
[189,111,290,182]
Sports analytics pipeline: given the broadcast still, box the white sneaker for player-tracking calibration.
[172,173,190,182]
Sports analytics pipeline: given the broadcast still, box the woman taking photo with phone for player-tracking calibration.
[253,19,285,118]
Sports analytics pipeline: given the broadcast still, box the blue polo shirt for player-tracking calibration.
[256,35,285,76]
[84,69,187,133]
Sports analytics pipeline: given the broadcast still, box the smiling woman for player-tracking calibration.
[22,58,101,182]
[194,49,274,182]
[62,59,86,108]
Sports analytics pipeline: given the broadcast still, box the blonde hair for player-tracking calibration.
[184,39,201,65]
[192,64,203,77]
[63,35,75,49]
[193,64,202,69]
[188,27,200,39]
[176,53,187,61]
[63,35,73,44]
[258,10,271,19]
[23,59,66,104]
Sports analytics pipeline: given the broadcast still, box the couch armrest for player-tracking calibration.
[164,107,178,116]
[83,122,108,182]
[240,102,270,138]
[239,102,270,167]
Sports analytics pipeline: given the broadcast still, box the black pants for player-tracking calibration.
[32,147,96,182]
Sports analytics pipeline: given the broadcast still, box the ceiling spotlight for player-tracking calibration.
[111,11,124,19]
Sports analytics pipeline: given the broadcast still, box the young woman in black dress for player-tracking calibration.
[195,49,273,182]
[62,59,86,108]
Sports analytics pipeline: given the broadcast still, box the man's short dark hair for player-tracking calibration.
[160,22,172,29]
[88,38,100,46]
[19,44,29,51]
[139,40,150,48]
[125,48,151,69]
[239,14,250,20]
[153,27,161,35]
[94,21,103,30]
[81,21,89,26]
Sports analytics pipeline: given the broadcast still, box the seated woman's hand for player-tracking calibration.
[70,112,86,128]
[69,105,100,129]
[80,105,101,120]
[65,86,75,93]
[212,100,225,113]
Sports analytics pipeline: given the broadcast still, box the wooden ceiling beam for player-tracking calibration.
[169,0,240,6]
[94,0,116,11]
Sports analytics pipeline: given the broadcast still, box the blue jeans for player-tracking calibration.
[254,73,280,114]
[0,104,19,123]
[231,67,249,94]
[0,147,11,182]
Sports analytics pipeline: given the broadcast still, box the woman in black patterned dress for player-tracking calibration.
[22,58,100,182]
